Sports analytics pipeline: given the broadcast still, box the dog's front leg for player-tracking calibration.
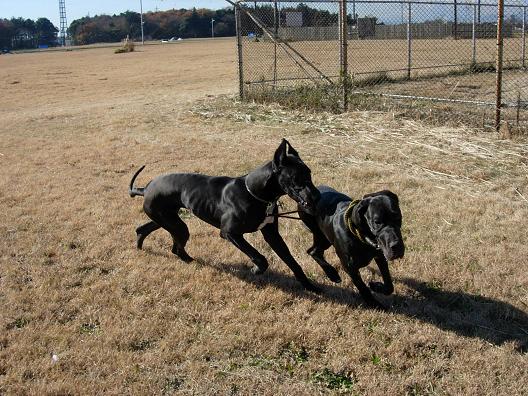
[261,223,321,293]
[222,232,269,275]
[369,256,394,296]
[347,263,385,310]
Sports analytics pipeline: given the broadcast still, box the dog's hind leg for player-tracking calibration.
[136,221,161,250]
[150,211,194,263]
[299,212,341,283]
[168,217,193,263]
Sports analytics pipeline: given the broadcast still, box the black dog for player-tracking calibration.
[298,186,405,309]
[129,139,321,292]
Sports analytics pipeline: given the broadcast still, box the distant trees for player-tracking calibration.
[68,8,237,45]
[0,17,57,49]
[35,18,59,46]
[0,3,337,49]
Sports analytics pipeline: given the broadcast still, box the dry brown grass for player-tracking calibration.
[1,38,527,395]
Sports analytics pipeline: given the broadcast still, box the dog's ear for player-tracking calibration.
[273,139,301,172]
[352,197,370,225]
[272,139,287,173]
[284,139,299,158]
[363,190,399,206]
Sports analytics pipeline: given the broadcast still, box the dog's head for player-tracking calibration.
[272,139,320,215]
[354,190,405,261]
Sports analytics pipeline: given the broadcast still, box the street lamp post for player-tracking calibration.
[211,19,215,39]
[140,0,144,44]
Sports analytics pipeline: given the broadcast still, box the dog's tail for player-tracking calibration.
[129,165,146,197]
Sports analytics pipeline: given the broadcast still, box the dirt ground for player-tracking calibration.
[1,38,528,395]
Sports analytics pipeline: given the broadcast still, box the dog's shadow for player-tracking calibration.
[211,262,528,352]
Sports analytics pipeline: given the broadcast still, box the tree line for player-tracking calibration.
[0,4,344,49]
[68,8,237,45]
[0,17,58,49]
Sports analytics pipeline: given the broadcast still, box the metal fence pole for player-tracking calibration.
[453,0,458,40]
[235,5,245,100]
[523,6,526,68]
[407,1,412,80]
[273,1,278,88]
[495,0,505,132]
[340,0,349,111]
[472,4,477,66]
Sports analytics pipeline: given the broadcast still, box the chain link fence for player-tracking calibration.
[234,0,527,132]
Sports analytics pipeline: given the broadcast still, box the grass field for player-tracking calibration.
[1,38,528,395]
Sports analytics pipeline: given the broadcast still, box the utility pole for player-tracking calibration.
[211,19,215,38]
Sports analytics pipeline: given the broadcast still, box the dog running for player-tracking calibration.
[129,139,322,292]
[298,186,405,309]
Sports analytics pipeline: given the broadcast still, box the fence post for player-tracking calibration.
[495,0,504,132]
[407,1,412,80]
[453,0,458,40]
[273,1,278,88]
[472,4,477,66]
[523,6,526,68]
[340,0,349,111]
[235,4,244,100]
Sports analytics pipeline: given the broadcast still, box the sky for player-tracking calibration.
[2,1,527,28]
[0,1,230,27]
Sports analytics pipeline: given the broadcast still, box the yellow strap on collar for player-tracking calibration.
[344,199,367,244]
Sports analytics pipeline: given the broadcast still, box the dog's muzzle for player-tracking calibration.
[290,187,320,215]
[377,227,405,261]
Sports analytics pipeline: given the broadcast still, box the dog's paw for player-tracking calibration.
[323,266,342,283]
[251,258,269,275]
[251,266,266,275]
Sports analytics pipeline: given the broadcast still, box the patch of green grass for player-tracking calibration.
[371,353,382,365]
[248,356,275,370]
[365,319,380,334]
[162,376,183,394]
[128,339,154,352]
[312,368,356,392]
[79,321,100,335]
[6,318,30,330]
[178,208,193,219]
[280,341,309,364]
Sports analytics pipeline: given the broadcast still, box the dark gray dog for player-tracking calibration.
[298,186,405,309]
[129,139,321,292]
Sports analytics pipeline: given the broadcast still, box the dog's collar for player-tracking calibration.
[245,177,275,205]
[344,200,379,249]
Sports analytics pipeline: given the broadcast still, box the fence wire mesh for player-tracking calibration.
[236,0,528,132]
